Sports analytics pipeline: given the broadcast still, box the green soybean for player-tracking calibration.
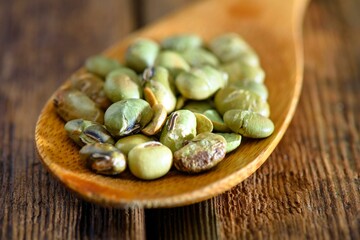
[161,34,203,52]
[220,60,265,84]
[125,38,160,72]
[175,66,227,100]
[144,80,177,114]
[104,99,153,137]
[160,110,197,152]
[215,133,242,153]
[194,112,213,133]
[230,80,268,100]
[223,109,274,138]
[143,66,176,94]
[128,142,173,180]
[214,87,270,117]
[85,55,123,77]
[181,48,219,67]
[209,33,254,63]
[104,69,142,102]
[54,88,104,123]
[155,51,190,76]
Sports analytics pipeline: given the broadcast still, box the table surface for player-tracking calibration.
[1,0,359,239]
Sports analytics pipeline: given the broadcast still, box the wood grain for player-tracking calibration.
[1,0,359,239]
[145,0,360,239]
[0,0,145,239]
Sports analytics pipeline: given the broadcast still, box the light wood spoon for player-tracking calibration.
[35,0,309,208]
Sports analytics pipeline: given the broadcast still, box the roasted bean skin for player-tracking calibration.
[173,133,227,173]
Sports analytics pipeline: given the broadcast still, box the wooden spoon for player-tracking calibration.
[35,0,309,208]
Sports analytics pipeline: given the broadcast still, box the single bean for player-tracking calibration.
[141,104,167,136]
[194,112,213,134]
[209,33,254,63]
[80,143,127,175]
[144,80,177,114]
[175,66,227,100]
[104,99,153,137]
[214,88,270,117]
[85,55,123,77]
[160,110,197,152]
[223,109,274,138]
[125,38,160,72]
[173,133,226,173]
[143,66,176,94]
[53,88,104,123]
[161,34,203,52]
[128,142,173,180]
[220,60,265,84]
[181,48,219,67]
[154,51,190,76]
[104,69,142,102]
[229,80,268,100]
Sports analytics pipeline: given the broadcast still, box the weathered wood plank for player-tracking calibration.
[143,0,360,239]
[0,0,359,239]
[0,0,145,239]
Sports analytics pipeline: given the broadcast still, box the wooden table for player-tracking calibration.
[1,0,359,239]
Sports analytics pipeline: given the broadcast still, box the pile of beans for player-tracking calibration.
[53,33,274,180]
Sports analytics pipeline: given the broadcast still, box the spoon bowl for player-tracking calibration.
[35,0,308,208]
